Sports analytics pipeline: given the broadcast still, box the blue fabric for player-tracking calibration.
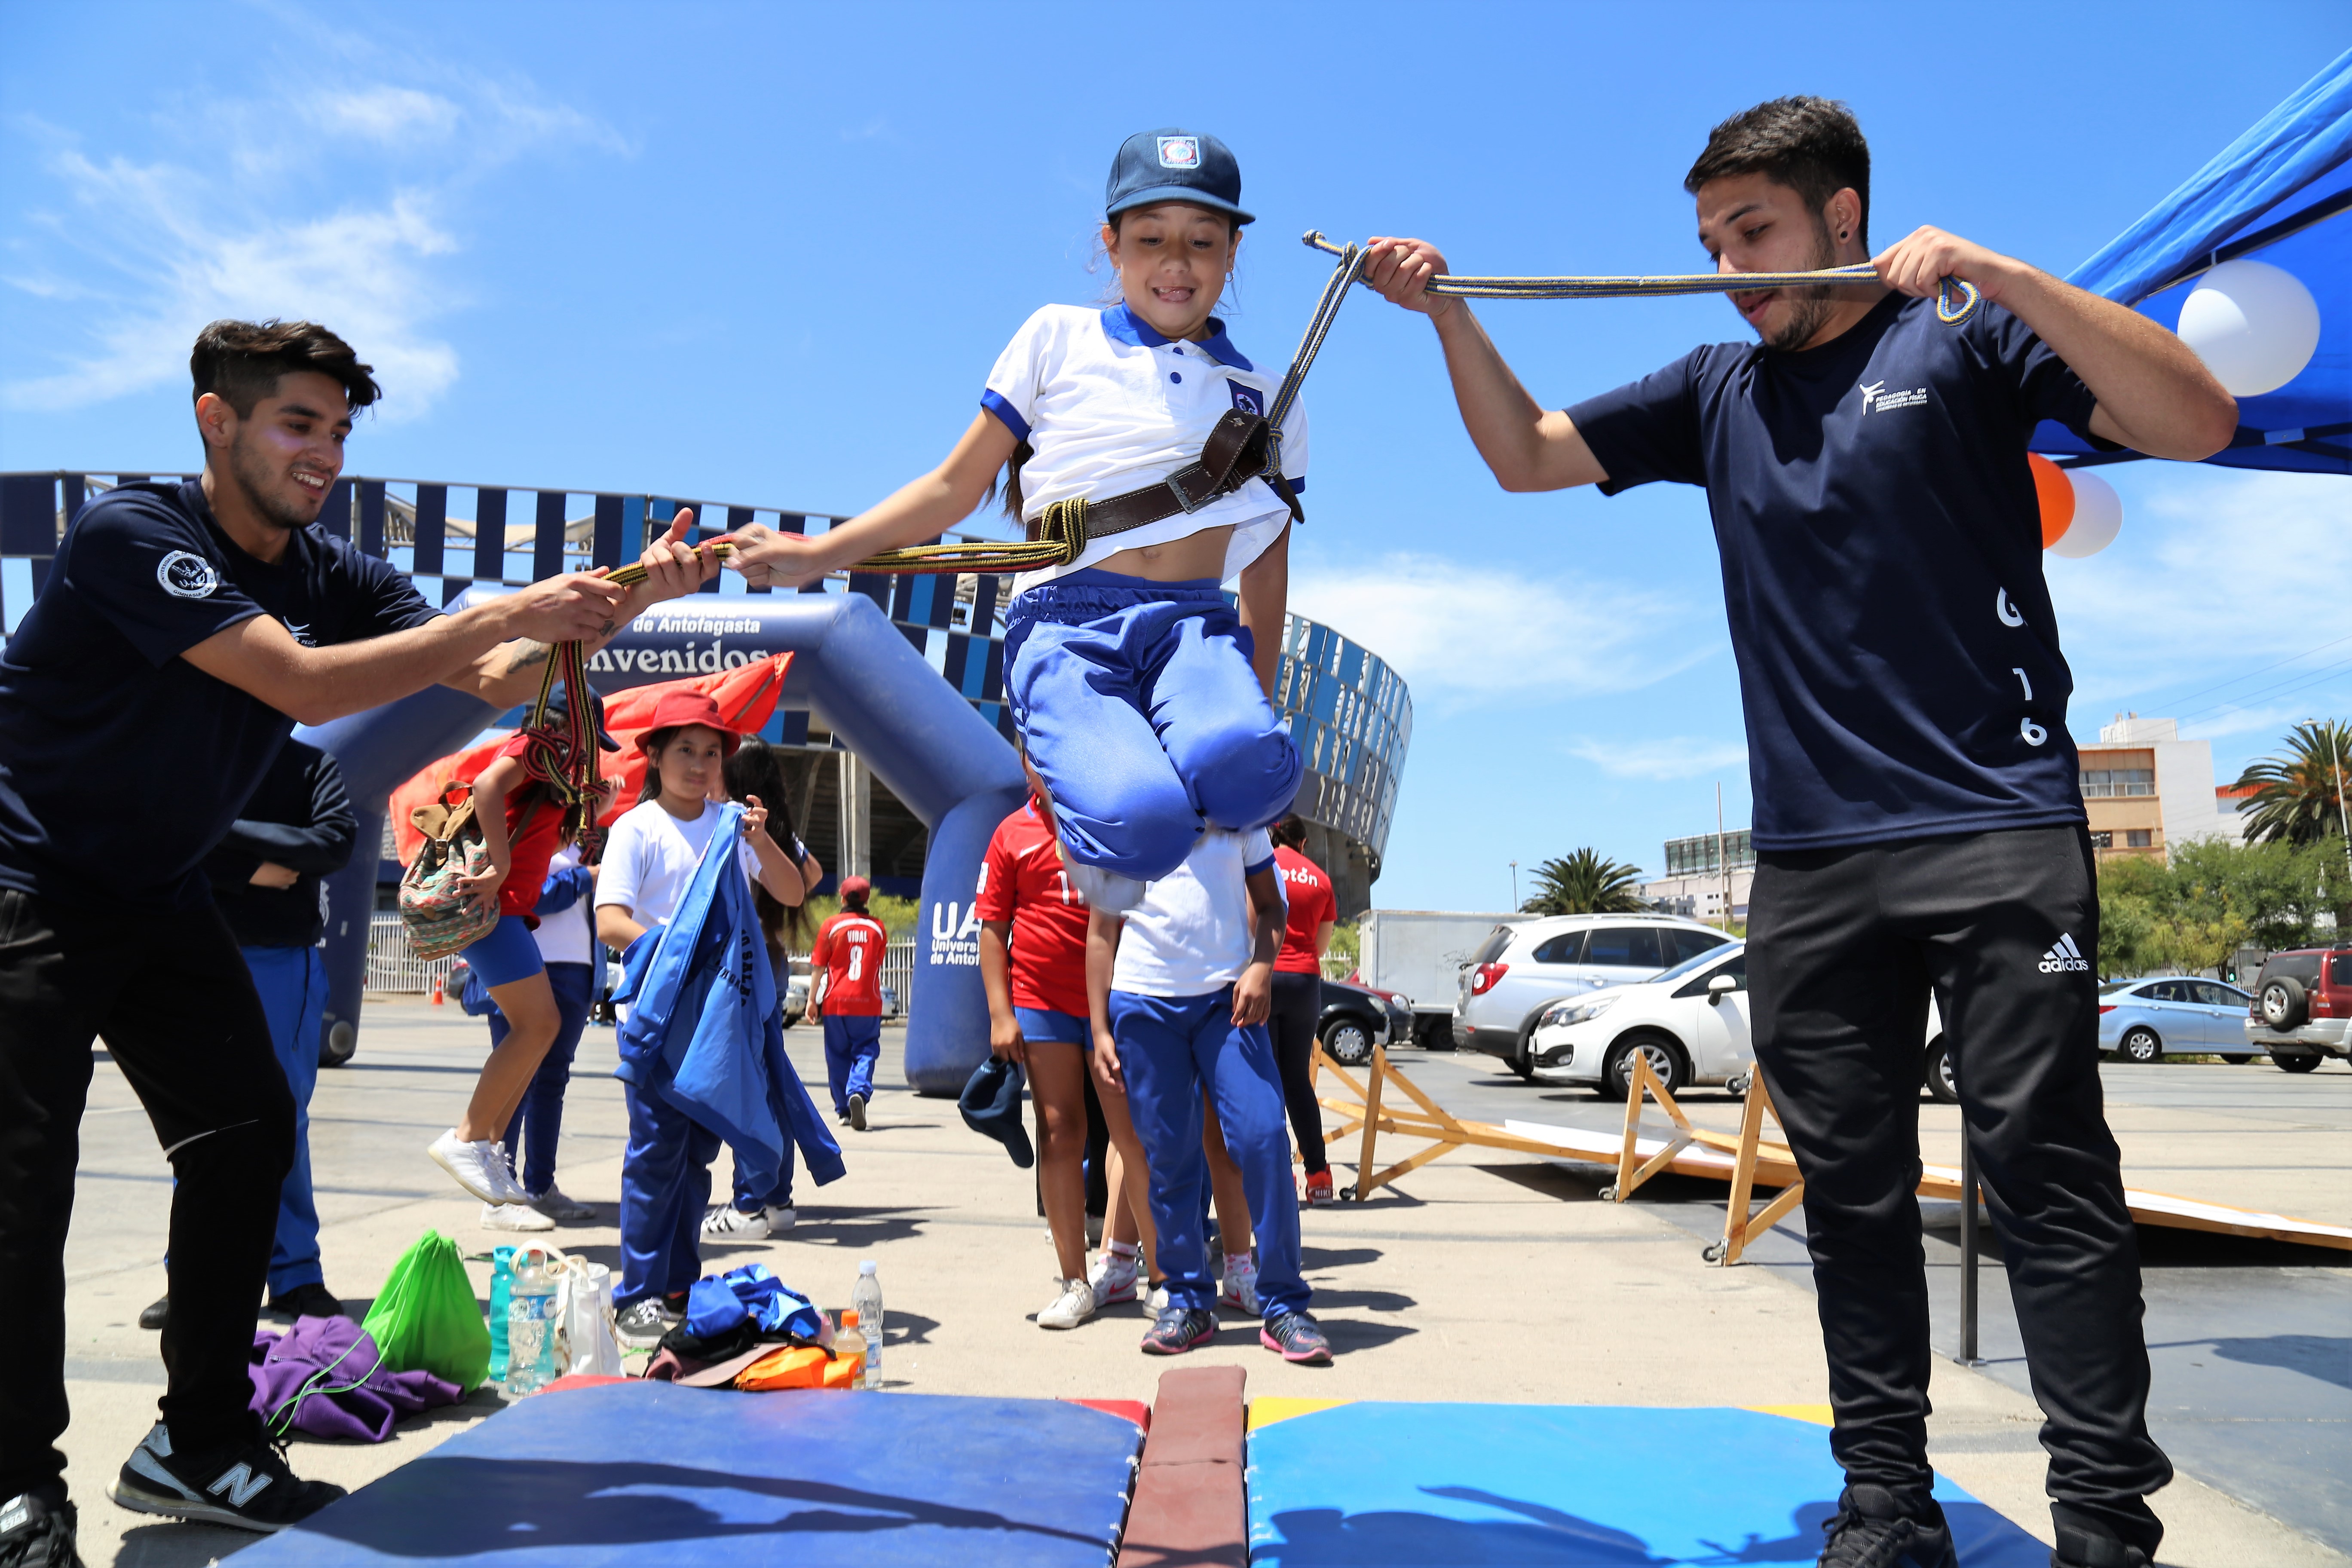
[1015,1005,1090,1045]
[979,388,1030,443]
[730,1139,794,1215]
[1569,294,2103,853]
[822,1014,881,1115]
[1106,986,1308,1319]
[615,1081,720,1309]
[1006,580,1300,883]
[681,1263,824,1341]
[459,913,543,988]
[614,803,842,1195]
[493,961,593,1197]
[242,944,328,1296]
[532,864,594,917]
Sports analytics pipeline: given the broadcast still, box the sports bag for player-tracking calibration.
[359,1229,493,1392]
[398,788,498,962]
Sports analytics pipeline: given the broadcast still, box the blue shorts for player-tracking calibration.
[460,914,545,988]
[1015,1006,1090,1046]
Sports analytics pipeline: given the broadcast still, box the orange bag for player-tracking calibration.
[734,1344,860,1391]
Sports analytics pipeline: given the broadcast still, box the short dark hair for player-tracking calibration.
[1684,97,1871,248]
[1270,814,1310,851]
[190,318,381,416]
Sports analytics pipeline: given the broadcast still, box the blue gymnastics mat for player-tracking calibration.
[1245,1403,2049,1567]
[230,1381,1143,1567]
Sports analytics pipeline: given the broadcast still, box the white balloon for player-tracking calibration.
[2177,258,2321,396]
[2048,469,2121,557]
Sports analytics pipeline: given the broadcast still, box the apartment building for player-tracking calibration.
[2078,714,2223,862]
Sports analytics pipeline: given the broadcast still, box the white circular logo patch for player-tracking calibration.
[157,550,221,599]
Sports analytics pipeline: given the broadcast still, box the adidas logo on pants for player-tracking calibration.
[2039,932,2091,974]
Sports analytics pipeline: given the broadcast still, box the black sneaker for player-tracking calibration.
[1140,1306,1217,1356]
[267,1282,344,1321]
[0,1488,83,1568]
[1817,1484,1956,1568]
[2053,1521,2154,1568]
[1259,1311,1334,1365]
[136,1297,169,1331]
[111,1424,346,1533]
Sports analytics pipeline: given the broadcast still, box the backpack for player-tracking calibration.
[398,788,499,962]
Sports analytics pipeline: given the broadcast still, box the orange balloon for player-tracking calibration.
[2029,453,2075,548]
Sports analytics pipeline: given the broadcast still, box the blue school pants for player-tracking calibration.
[615,1083,721,1311]
[822,1014,881,1116]
[1106,986,1309,1320]
[1006,571,1301,885]
[490,961,593,1198]
[240,944,327,1297]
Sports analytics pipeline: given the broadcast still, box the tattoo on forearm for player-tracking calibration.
[502,640,551,676]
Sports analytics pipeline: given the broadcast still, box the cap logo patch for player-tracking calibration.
[1156,136,1200,170]
[157,549,221,600]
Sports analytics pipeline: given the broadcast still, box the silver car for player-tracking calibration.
[1452,913,1736,1078]
[2098,976,2254,1063]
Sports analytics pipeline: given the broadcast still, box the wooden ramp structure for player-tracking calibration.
[1313,1046,2352,1260]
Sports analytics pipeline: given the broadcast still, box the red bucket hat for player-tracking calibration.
[636,690,747,757]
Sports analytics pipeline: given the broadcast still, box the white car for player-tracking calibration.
[1453,913,1736,1077]
[1527,941,1952,1101]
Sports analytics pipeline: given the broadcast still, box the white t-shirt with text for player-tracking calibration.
[1111,828,1279,999]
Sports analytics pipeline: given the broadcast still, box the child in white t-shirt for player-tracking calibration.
[1086,827,1330,1363]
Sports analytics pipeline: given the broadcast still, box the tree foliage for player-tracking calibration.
[1522,848,1648,916]
[2095,836,2349,979]
[2234,719,2352,849]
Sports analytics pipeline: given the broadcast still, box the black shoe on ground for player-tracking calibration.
[847,1093,868,1131]
[1816,1483,1956,1568]
[111,1424,346,1533]
[136,1296,169,1331]
[267,1282,344,1320]
[1140,1306,1217,1356]
[0,1488,83,1568]
[2052,1522,2154,1568]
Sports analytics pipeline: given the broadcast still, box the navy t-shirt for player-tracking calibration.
[0,480,437,910]
[1568,292,2108,851]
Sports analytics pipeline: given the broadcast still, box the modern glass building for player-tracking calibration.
[0,471,1411,910]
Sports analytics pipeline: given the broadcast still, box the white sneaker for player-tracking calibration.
[1219,1253,1260,1315]
[701,1203,770,1240]
[484,1143,531,1204]
[428,1130,509,1204]
[1062,861,1148,914]
[527,1185,596,1222]
[1146,1283,1170,1321]
[1037,1277,1097,1330]
[764,1205,797,1234]
[481,1202,554,1232]
[1088,1253,1140,1307]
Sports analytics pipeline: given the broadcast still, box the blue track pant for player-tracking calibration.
[821,1014,881,1117]
[240,944,326,1297]
[615,1083,721,1311]
[1007,571,1301,885]
[490,961,593,1198]
[1107,986,1309,1320]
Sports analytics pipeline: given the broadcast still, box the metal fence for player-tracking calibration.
[882,941,914,1019]
[365,914,459,995]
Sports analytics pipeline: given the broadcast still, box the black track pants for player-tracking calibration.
[1268,972,1327,1176]
[0,891,294,1497]
[1748,826,2168,1554]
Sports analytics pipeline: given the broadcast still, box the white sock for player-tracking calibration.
[1225,1252,1254,1274]
[1102,1240,1140,1265]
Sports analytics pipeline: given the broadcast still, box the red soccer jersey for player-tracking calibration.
[973,801,1091,1018]
[812,910,888,1016]
[1273,845,1337,975]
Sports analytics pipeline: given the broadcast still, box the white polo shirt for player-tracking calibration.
[982,303,1308,595]
[1111,827,1282,998]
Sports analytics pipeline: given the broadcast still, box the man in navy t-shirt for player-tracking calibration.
[0,318,719,1553]
[1363,99,2234,1568]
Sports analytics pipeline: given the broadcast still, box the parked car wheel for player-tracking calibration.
[318,1020,357,1069]
[2260,977,2311,1031]
[2117,1027,2163,1065]
[1599,1033,1686,1102]
[1320,1017,1375,1068]
[2273,1050,2322,1074]
[1923,1038,1959,1103]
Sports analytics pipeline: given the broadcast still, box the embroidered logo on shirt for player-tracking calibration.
[1228,382,1265,417]
[1859,379,1929,414]
[2037,932,2091,974]
[1156,136,1200,170]
[156,550,221,599]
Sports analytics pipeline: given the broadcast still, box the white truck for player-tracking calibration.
[1356,909,1528,1050]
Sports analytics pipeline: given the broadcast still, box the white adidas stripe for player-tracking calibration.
[2059,933,2082,960]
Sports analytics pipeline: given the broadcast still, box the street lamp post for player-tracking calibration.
[2319,720,2352,883]
[1509,860,1519,912]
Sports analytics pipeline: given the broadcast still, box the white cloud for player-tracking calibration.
[1289,549,1720,706]
[311,86,463,145]
[1563,736,1749,780]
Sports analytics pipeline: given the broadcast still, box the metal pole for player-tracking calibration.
[1509,860,1519,911]
[1716,783,1730,932]
[1957,1135,1982,1365]
[2328,723,2351,882]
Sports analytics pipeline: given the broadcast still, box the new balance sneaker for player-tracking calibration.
[613,1297,680,1348]
[1036,1278,1097,1330]
[266,1282,344,1321]
[1303,1170,1334,1207]
[846,1093,868,1131]
[1815,1485,1957,1568]
[1260,1311,1334,1365]
[701,1203,769,1240]
[111,1424,346,1533]
[427,1130,514,1205]
[1140,1306,1217,1356]
[526,1185,597,1223]
[480,1202,554,1232]
[1087,1248,1140,1307]
[0,1487,81,1568]
[1218,1252,1260,1315]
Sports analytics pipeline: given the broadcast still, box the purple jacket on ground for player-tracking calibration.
[249,1314,463,1442]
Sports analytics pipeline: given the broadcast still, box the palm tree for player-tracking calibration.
[1521,848,1648,916]
[2235,720,2352,848]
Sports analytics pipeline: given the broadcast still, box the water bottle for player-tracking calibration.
[850,1260,884,1378]
[487,1246,517,1383]
[505,1248,558,1397]
[837,1309,868,1390]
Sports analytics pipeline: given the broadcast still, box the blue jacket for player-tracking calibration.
[615,805,844,1189]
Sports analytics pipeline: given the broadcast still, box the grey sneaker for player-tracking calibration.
[525,1185,597,1223]
[0,1488,82,1568]
[111,1424,345,1533]
[613,1297,679,1348]
[846,1093,868,1131]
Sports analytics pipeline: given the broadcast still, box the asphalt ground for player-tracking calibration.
[45,999,2352,1567]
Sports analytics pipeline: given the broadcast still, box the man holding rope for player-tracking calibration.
[0,319,717,1559]
[1363,98,2233,1568]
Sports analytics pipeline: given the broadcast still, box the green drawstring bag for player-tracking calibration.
[360,1229,492,1392]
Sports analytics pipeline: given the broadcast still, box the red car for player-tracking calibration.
[2244,944,2352,1072]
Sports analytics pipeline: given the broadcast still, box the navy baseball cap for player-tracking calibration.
[959,1057,1035,1169]
[1106,128,1253,225]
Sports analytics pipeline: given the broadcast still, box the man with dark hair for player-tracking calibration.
[0,318,718,1561]
[1364,98,2235,1568]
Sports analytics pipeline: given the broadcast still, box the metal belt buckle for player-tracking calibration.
[1164,473,1210,515]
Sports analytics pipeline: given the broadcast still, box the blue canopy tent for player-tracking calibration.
[2034,49,2352,475]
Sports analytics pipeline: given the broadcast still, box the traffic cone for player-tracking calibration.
[431,975,445,1006]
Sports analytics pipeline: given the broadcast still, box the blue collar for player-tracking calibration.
[1099,302,1253,372]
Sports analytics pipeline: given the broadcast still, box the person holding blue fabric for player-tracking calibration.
[719,128,1304,912]
[1086,828,1330,1365]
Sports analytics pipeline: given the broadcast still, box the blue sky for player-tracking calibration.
[4,3,2348,911]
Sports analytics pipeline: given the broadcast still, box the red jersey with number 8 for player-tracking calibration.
[813,910,888,1016]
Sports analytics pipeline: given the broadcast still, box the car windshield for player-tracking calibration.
[1648,941,1743,987]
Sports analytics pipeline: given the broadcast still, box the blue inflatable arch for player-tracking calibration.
[301,588,1024,1095]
